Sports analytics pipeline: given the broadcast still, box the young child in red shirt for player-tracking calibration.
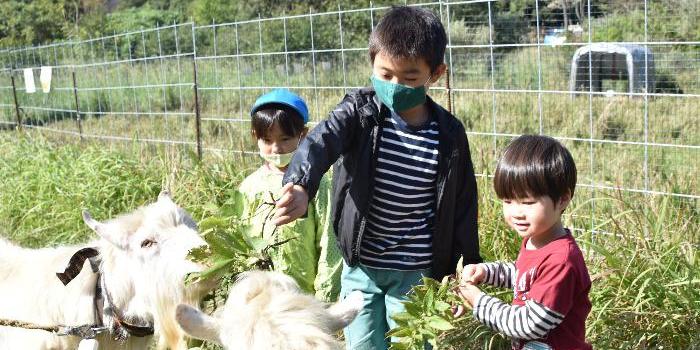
[454,135,592,350]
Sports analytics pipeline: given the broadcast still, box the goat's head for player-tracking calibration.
[82,191,211,349]
[176,270,362,350]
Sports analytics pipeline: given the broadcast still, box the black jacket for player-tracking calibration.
[283,88,481,279]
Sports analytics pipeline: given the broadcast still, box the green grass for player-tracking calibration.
[0,132,254,247]
[19,88,698,200]
[2,41,697,200]
[0,133,696,349]
[0,6,698,348]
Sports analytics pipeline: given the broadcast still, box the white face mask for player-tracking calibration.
[259,150,295,168]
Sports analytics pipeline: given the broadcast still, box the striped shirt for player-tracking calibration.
[473,262,565,342]
[359,111,439,270]
[471,234,592,350]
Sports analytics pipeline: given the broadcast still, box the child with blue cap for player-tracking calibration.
[232,89,342,302]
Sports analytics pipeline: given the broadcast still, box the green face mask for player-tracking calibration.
[370,75,430,112]
[260,151,295,168]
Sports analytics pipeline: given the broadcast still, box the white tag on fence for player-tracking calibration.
[23,68,36,93]
[40,66,52,93]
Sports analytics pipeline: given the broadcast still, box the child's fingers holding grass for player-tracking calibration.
[453,283,482,310]
[451,304,466,318]
[273,183,309,226]
[460,264,486,285]
[275,182,296,205]
[450,284,474,317]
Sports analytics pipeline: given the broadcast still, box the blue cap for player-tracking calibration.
[250,89,309,124]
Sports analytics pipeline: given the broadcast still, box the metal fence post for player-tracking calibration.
[10,74,22,130]
[445,67,452,114]
[191,23,203,161]
[192,58,202,161]
[442,1,455,115]
[71,70,84,140]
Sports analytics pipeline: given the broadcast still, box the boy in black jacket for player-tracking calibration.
[274,6,481,349]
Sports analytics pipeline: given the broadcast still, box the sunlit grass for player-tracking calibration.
[0,133,696,349]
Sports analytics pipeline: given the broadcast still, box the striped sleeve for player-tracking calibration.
[472,293,564,340]
[481,262,517,289]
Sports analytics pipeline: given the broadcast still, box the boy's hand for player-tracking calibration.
[460,264,486,285]
[452,283,482,317]
[273,183,309,226]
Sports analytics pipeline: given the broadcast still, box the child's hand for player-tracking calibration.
[451,304,466,318]
[452,283,482,317]
[460,264,486,285]
[273,183,309,226]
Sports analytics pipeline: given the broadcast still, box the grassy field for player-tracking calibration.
[13,86,698,211]
[0,4,698,348]
[2,40,697,202]
[1,4,697,211]
[0,133,697,349]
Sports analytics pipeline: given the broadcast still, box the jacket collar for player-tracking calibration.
[362,87,458,136]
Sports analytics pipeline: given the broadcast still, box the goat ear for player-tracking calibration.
[176,304,222,344]
[327,290,363,331]
[83,211,127,250]
[82,211,100,231]
[158,190,173,203]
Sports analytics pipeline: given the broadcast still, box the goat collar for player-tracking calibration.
[101,274,155,340]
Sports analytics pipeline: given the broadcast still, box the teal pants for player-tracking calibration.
[340,262,430,350]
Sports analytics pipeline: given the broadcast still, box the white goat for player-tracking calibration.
[176,270,363,350]
[0,191,211,350]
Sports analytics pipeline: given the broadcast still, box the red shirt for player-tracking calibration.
[512,233,592,350]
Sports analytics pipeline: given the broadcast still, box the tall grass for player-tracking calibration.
[583,194,699,348]
[0,132,253,247]
[0,134,696,348]
[0,133,158,246]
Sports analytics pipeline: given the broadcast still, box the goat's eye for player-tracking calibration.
[140,239,156,248]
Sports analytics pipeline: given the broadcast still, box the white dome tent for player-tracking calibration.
[569,43,655,94]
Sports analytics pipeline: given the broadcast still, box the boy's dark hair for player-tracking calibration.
[369,6,447,72]
[494,135,577,203]
[251,104,306,139]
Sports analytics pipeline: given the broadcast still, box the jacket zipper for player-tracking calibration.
[435,149,454,212]
[352,122,381,264]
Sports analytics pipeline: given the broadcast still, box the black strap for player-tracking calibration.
[57,247,154,339]
[118,319,155,338]
[102,278,155,339]
[56,247,100,286]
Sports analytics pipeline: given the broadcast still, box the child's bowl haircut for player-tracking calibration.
[494,135,577,203]
[251,105,305,139]
[369,6,447,72]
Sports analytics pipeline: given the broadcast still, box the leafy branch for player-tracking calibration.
[387,258,465,350]
[185,191,296,285]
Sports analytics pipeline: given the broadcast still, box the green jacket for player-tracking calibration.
[234,166,342,302]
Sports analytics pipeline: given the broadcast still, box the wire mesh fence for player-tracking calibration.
[0,1,697,233]
[0,23,197,145]
[0,66,16,128]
